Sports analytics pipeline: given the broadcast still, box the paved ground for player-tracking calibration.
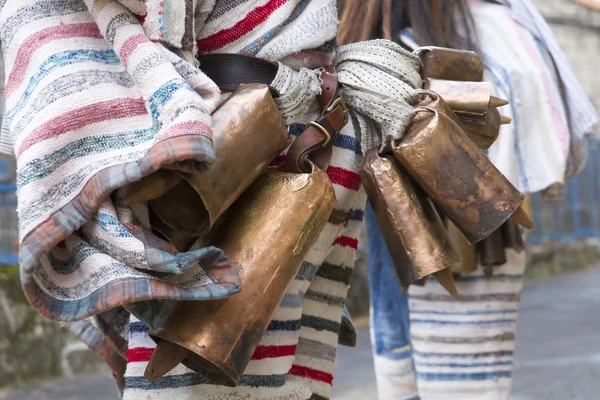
[332,267,600,400]
[3,267,600,400]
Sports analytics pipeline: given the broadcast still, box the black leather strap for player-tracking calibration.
[196,54,349,173]
[197,54,279,95]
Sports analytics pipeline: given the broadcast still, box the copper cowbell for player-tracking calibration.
[446,219,478,275]
[149,84,290,237]
[424,78,492,120]
[459,107,502,150]
[417,90,501,150]
[393,107,525,244]
[361,150,459,292]
[148,167,336,386]
[415,46,484,82]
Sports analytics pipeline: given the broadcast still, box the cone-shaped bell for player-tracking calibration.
[432,267,460,300]
[446,220,478,274]
[148,168,335,385]
[490,96,509,108]
[424,79,491,119]
[123,169,182,206]
[418,91,502,150]
[509,205,534,229]
[144,340,189,382]
[149,84,290,237]
[477,226,507,267]
[415,46,484,82]
[459,107,502,150]
[503,220,525,252]
[393,107,525,244]
[361,149,459,286]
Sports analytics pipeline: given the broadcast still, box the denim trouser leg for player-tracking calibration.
[366,202,419,400]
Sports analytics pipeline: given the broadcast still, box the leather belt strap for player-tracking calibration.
[285,66,348,173]
[197,54,349,173]
[197,54,279,94]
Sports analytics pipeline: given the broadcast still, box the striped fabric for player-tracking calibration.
[502,0,598,140]
[382,1,589,399]
[402,0,582,194]
[408,250,526,400]
[2,0,368,399]
[122,118,366,400]
[472,1,572,194]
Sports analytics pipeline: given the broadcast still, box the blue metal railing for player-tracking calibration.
[0,156,17,265]
[528,138,600,244]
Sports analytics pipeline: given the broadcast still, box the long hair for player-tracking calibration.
[337,0,478,51]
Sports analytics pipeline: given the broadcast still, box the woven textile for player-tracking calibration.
[408,250,527,400]
[0,0,384,399]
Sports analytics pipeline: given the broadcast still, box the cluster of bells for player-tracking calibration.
[120,46,533,388]
[361,46,533,300]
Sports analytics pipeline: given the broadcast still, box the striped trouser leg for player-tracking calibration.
[408,249,527,400]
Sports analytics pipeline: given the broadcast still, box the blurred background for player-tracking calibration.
[1,0,600,399]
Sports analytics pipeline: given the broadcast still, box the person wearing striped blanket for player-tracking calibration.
[340,1,596,400]
[0,0,378,399]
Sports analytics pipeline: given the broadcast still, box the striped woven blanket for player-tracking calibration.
[1,0,372,399]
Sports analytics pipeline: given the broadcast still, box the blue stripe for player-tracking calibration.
[418,361,513,368]
[414,351,513,359]
[410,318,517,325]
[410,308,517,316]
[347,209,364,222]
[416,371,512,381]
[130,321,150,334]
[94,212,134,238]
[482,53,529,191]
[240,0,311,56]
[457,273,525,282]
[290,123,360,154]
[147,79,196,121]
[7,49,121,123]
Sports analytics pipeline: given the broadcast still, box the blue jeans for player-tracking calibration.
[365,202,413,360]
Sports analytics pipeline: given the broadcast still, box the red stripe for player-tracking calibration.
[6,23,102,96]
[157,120,213,141]
[333,235,358,250]
[17,97,147,157]
[197,0,288,53]
[326,166,361,191]
[251,344,297,360]
[289,364,334,385]
[119,34,149,69]
[127,347,154,363]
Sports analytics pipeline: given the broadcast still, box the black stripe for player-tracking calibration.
[410,293,520,302]
[301,315,340,334]
[316,263,353,285]
[414,350,513,359]
[106,13,140,45]
[304,289,346,308]
[267,319,301,331]
[125,373,286,390]
[411,332,515,344]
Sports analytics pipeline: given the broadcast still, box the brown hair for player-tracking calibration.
[337,0,478,51]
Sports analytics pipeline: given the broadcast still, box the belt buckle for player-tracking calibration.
[309,97,349,148]
[327,97,349,125]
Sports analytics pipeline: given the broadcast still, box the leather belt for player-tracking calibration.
[197,54,349,173]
